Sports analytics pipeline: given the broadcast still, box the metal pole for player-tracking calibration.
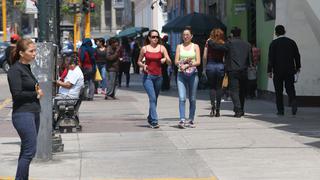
[56,0,61,49]
[74,13,78,51]
[38,0,48,42]
[85,12,90,38]
[2,0,7,41]
[35,0,53,161]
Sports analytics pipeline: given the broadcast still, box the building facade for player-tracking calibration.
[134,0,168,36]
[104,0,134,34]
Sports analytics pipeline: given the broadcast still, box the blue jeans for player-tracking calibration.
[12,112,40,180]
[206,61,225,109]
[97,63,107,90]
[143,74,163,124]
[177,72,199,121]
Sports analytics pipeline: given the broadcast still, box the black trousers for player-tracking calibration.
[228,70,247,113]
[273,74,296,112]
[119,62,131,87]
[161,64,170,90]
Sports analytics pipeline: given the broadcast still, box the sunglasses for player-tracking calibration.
[150,36,160,39]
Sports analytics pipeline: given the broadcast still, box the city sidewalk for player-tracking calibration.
[1,74,320,180]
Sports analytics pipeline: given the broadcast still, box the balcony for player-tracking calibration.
[113,0,124,9]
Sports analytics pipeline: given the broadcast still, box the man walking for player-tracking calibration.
[208,27,252,117]
[268,25,301,115]
[105,38,121,99]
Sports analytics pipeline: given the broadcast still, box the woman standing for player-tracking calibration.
[95,38,107,94]
[118,37,132,87]
[203,28,226,117]
[7,39,44,179]
[175,27,201,128]
[137,30,171,128]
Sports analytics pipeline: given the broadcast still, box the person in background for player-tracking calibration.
[247,64,257,98]
[105,38,121,99]
[95,38,108,94]
[161,35,172,91]
[247,41,260,98]
[118,37,132,88]
[132,38,141,74]
[5,34,20,67]
[137,29,171,128]
[202,28,226,117]
[56,54,84,99]
[208,27,252,118]
[78,38,96,101]
[7,39,44,180]
[175,27,201,128]
[268,25,301,115]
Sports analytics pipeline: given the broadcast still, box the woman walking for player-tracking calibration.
[118,37,132,87]
[203,28,226,117]
[137,29,171,128]
[175,27,201,128]
[95,38,108,94]
[7,39,44,179]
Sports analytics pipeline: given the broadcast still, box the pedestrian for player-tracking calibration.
[95,38,107,94]
[78,38,96,101]
[118,37,132,88]
[202,28,226,117]
[132,38,141,74]
[137,29,171,128]
[5,34,20,67]
[175,27,201,128]
[268,25,301,115]
[105,37,121,100]
[161,35,172,91]
[208,27,252,117]
[7,38,44,180]
[247,65,257,98]
[246,41,260,98]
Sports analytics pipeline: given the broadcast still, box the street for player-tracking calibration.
[1,73,320,180]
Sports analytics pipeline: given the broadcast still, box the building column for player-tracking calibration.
[100,0,107,32]
[111,5,117,31]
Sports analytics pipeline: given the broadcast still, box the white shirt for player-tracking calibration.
[59,66,84,98]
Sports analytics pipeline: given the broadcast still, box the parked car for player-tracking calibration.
[0,42,10,72]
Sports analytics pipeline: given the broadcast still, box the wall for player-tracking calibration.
[134,0,152,29]
[226,0,248,40]
[134,0,167,36]
[256,0,275,90]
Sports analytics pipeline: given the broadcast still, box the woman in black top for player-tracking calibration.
[118,37,132,87]
[203,29,226,117]
[95,38,107,94]
[7,38,44,180]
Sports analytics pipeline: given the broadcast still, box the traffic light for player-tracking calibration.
[75,3,81,14]
[82,0,90,13]
[13,0,23,7]
[68,3,80,14]
[90,2,95,13]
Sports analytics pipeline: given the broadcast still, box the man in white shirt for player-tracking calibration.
[56,57,84,103]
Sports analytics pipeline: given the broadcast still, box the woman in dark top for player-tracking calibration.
[95,38,107,94]
[7,38,44,180]
[203,28,225,117]
[118,37,132,87]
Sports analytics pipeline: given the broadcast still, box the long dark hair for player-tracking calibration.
[121,37,131,54]
[144,29,162,46]
[11,38,35,65]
